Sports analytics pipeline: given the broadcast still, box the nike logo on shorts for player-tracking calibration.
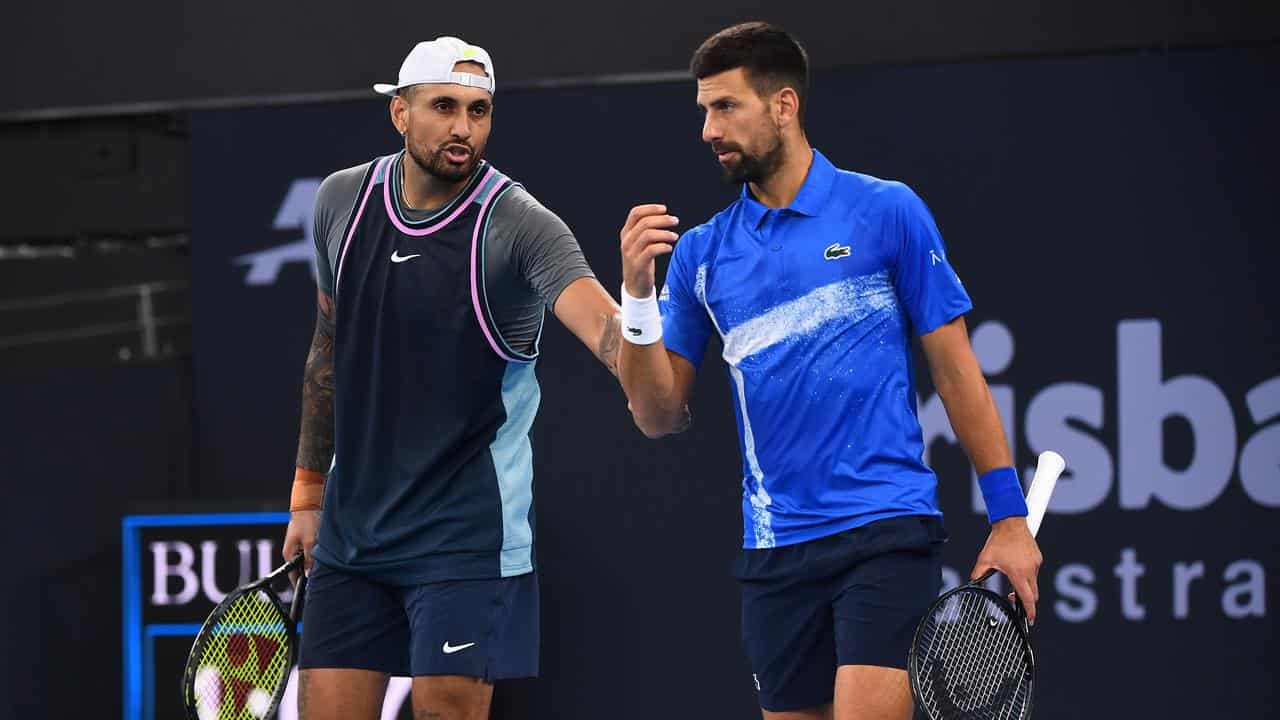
[442,641,476,654]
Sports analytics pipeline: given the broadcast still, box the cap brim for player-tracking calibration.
[373,83,399,96]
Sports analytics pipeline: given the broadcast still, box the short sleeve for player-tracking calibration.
[658,231,714,368]
[501,188,594,308]
[312,190,335,296]
[890,185,973,335]
[311,163,371,297]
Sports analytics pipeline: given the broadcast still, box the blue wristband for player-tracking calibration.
[978,467,1028,524]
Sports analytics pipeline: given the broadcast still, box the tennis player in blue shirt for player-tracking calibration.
[617,22,1043,719]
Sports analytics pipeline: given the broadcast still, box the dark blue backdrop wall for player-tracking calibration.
[186,46,1277,718]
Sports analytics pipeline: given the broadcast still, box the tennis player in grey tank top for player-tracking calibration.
[280,37,632,719]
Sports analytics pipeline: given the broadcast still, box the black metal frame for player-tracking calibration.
[907,570,1036,720]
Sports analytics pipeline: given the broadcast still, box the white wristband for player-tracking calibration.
[620,285,663,345]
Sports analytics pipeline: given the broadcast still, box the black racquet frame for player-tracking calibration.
[908,570,1035,719]
[182,554,307,720]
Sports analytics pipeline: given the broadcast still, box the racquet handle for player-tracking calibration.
[1024,451,1064,538]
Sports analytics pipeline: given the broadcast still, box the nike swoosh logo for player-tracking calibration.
[442,641,476,654]
[391,251,421,263]
[626,327,642,336]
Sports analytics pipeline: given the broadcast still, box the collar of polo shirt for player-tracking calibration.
[739,149,839,228]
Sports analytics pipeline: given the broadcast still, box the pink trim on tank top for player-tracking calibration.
[385,164,496,236]
[469,179,529,364]
[334,155,388,296]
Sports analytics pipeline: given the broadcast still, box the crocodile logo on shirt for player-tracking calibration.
[823,243,851,260]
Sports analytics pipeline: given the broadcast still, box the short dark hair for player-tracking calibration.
[690,22,809,119]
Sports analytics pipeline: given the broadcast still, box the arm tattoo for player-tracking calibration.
[595,311,621,378]
[295,292,336,472]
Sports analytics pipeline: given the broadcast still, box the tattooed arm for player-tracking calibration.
[296,289,337,470]
[552,277,623,378]
[283,289,336,573]
[552,277,693,432]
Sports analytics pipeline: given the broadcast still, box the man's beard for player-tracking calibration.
[407,139,484,183]
[719,131,785,184]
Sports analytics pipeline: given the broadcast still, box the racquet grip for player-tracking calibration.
[1024,450,1064,538]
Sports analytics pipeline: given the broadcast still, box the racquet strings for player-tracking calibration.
[913,589,1033,720]
[190,589,293,720]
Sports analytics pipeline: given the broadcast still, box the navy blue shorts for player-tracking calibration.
[298,562,539,680]
[734,515,947,712]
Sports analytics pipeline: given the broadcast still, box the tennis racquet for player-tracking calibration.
[908,450,1065,720]
[182,554,308,720]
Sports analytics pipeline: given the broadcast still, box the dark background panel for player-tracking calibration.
[3,0,1279,117]
[0,364,194,719]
